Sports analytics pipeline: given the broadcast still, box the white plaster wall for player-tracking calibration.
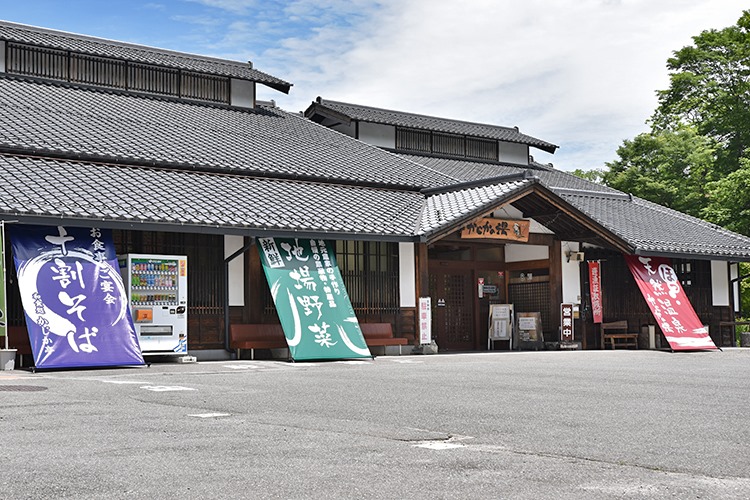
[0,41,5,73]
[230,78,255,108]
[224,235,245,306]
[504,244,548,263]
[494,205,554,234]
[561,242,582,304]
[498,141,529,165]
[399,242,416,307]
[711,261,729,307]
[332,122,356,137]
[358,122,396,148]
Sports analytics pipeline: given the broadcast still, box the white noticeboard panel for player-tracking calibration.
[488,304,513,350]
[419,297,432,345]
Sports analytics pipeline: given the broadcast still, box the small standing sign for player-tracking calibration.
[419,297,432,345]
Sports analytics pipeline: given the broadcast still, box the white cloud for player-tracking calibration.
[188,0,745,171]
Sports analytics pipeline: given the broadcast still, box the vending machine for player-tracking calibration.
[119,254,188,356]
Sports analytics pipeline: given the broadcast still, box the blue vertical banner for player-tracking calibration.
[258,237,371,361]
[10,225,144,369]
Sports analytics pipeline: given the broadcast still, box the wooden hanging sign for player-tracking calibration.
[461,218,530,242]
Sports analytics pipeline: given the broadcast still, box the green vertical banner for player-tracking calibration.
[257,237,371,361]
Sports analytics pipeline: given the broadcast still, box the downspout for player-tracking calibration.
[224,238,255,353]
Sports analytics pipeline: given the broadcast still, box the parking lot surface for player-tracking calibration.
[2,349,750,499]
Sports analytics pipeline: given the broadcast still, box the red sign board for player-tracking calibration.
[625,255,716,351]
[588,261,603,324]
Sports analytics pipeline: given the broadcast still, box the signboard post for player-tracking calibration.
[257,237,371,361]
[418,297,431,345]
[560,302,580,350]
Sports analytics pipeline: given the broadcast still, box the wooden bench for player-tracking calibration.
[229,322,410,359]
[360,323,409,355]
[601,320,639,350]
[229,324,287,360]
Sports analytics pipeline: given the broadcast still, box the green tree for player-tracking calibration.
[603,126,717,218]
[570,168,604,184]
[702,157,750,236]
[652,10,750,175]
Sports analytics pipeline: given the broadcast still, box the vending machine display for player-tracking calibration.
[119,254,188,355]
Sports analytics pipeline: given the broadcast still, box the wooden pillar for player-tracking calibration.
[549,239,563,339]
[245,241,264,323]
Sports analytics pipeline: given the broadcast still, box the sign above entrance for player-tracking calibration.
[461,218,530,242]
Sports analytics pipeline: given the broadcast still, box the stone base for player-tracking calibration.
[412,341,438,355]
[0,349,17,370]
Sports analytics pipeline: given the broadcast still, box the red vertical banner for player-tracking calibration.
[588,261,603,324]
[625,255,716,351]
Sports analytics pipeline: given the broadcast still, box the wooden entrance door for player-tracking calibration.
[429,269,474,351]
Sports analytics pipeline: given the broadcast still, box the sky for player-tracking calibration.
[1,1,744,171]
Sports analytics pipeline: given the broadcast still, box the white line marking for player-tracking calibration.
[413,441,465,450]
[188,413,231,418]
[140,385,196,392]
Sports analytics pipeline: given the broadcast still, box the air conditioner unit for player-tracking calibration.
[568,251,585,262]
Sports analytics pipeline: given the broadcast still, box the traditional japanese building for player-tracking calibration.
[1,21,749,366]
[304,98,750,350]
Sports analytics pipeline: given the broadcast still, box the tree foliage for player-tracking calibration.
[652,10,750,175]
[603,126,717,218]
[603,10,750,237]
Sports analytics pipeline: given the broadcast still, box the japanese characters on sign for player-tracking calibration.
[625,255,716,351]
[9,225,144,368]
[560,303,574,342]
[418,297,432,345]
[588,261,603,324]
[461,218,530,242]
[257,237,371,360]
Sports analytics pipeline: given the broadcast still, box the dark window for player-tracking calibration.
[396,127,431,152]
[335,240,400,317]
[466,137,498,160]
[6,42,230,104]
[433,132,465,156]
[395,126,500,161]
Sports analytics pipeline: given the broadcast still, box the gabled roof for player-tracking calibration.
[0,76,457,190]
[0,20,291,93]
[420,176,538,239]
[400,154,750,261]
[305,97,559,154]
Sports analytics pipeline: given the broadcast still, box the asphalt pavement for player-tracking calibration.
[2,348,750,499]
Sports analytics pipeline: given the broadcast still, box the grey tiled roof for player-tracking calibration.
[400,154,750,260]
[0,154,426,239]
[420,179,536,237]
[308,98,558,153]
[0,76,458,190]
[0,20,291,92]
[561,193,750,260]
